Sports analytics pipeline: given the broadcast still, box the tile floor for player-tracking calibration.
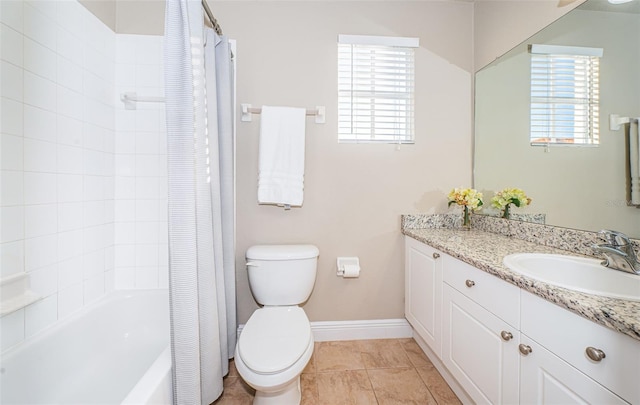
[214,338,461,405]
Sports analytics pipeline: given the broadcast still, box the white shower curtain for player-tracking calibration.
[164,1,236,404]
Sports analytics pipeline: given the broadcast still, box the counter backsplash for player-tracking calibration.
[401,213,640,258]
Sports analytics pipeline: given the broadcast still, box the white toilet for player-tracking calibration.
[234,244,319,405]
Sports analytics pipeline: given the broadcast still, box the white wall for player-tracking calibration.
[473,0,585,71]
[0,0,166,353]
[214,1,474,324]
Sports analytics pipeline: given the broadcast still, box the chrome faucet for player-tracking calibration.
[592,230,640,275]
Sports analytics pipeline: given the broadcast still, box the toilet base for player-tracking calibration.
[252,376,301,405]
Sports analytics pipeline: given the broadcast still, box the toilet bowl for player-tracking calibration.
[234,307,313,405]
[235,244,319,405]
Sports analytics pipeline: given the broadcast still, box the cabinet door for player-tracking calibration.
[520,335,628,405]
[442,284,519,405]
[405,236,442,358]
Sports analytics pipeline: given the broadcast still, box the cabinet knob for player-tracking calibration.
[585,347,606,362]
[433,252,440,259]
[500,331,513,341]
[465,279,475,288]
[519,344,533,356]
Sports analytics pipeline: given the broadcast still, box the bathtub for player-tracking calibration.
[0,289,172,405]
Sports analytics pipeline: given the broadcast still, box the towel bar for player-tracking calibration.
[241,103,325,124]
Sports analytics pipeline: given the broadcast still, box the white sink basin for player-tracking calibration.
[503,253,640,301]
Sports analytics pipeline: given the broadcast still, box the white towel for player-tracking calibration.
[258,106,306,207]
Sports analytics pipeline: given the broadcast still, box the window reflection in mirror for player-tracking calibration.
[474,0,640,238]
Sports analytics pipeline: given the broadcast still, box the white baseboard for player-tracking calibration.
[237,318,412,342]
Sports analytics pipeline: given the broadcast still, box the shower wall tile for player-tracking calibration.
[0,240,25,279]
[114,33,167,292]
[0,133,24,169]
[1,2,166,353]
[1,60,23,101]
[0,206,24,243]
[57,283,83,320]
[0,24,24,66]
[0,170,23,206]
[0,1,24,33]
[24,105,57,141]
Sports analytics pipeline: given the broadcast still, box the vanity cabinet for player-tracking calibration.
[404,236,640,405]
[442,284,520,404]
[520,290,639,404]
[441,254,521,405]
[519,335,628,404]
[404,236,442,357]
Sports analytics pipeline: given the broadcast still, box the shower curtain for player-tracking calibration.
[164,1,236,403]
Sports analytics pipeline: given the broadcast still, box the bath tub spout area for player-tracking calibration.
[0,289,171,405]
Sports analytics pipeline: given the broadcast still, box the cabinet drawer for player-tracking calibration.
[521,290,640,404]
[442,254,520,329]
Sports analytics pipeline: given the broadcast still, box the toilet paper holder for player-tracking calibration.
[336,257,360,277]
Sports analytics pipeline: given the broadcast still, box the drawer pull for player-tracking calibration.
[433,253,440,259]
[500,331,513,341]
[519,344,532,356]
[586,347,606,362]
[465,280,475,288]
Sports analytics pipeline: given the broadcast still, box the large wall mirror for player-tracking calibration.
[474,0,640,238]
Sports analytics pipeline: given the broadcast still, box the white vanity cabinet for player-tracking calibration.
[404,236,443,357]
[404,236,640,405]
[441,255,521,405]
[520,290,639,404]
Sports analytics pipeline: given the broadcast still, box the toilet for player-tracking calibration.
[234,244,319,405]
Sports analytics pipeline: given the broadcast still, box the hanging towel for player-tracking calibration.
[258,106,307,207]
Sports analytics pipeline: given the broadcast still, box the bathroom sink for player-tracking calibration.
[503,253,640,301]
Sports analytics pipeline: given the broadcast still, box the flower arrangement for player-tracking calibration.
[491,188,531,219]
[448,188,484,228]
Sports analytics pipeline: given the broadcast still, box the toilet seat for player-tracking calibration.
[238,306,312,375]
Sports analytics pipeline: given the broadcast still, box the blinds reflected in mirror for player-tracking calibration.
[529,44,603,146]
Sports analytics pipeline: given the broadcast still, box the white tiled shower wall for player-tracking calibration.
[0,0,167,352]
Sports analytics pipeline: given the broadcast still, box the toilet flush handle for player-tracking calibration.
[246,262,260,267]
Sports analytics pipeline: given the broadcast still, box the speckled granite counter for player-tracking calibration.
[402,226,640,342]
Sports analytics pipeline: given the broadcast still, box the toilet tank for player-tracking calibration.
[246,244,319,306]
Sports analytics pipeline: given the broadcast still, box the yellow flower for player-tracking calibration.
[491,188,531,210]
[448,187,484,211]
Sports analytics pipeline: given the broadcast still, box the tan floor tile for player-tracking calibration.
[315,340,365,372]
[401,339,432,368]
[367,368,437,405]
[303,351,316,374]
[316,370,378,405]
[359,339,413,370]
[213,376,255,405]
[416,365,461,405]
[301,373,319,405]
[227,359,239,377]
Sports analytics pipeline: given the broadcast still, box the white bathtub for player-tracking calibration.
[0,289,172,405]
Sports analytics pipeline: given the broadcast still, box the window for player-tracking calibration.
[529,44,602,146]
[338,35,419,143]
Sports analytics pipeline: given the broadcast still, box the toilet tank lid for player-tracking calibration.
[246,244,319,260]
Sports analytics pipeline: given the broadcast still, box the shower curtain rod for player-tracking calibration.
[202,0,223,35]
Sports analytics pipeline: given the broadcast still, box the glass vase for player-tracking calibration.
[502,204,511,219]
[462,206,472,230]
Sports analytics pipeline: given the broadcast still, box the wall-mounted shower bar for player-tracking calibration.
[120,92,165,110]
[202,0,223,36]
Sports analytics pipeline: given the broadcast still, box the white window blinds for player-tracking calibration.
[338,35,418,143]
[530,44,602,146]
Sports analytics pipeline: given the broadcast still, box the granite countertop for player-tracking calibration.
[402,227,640,343]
